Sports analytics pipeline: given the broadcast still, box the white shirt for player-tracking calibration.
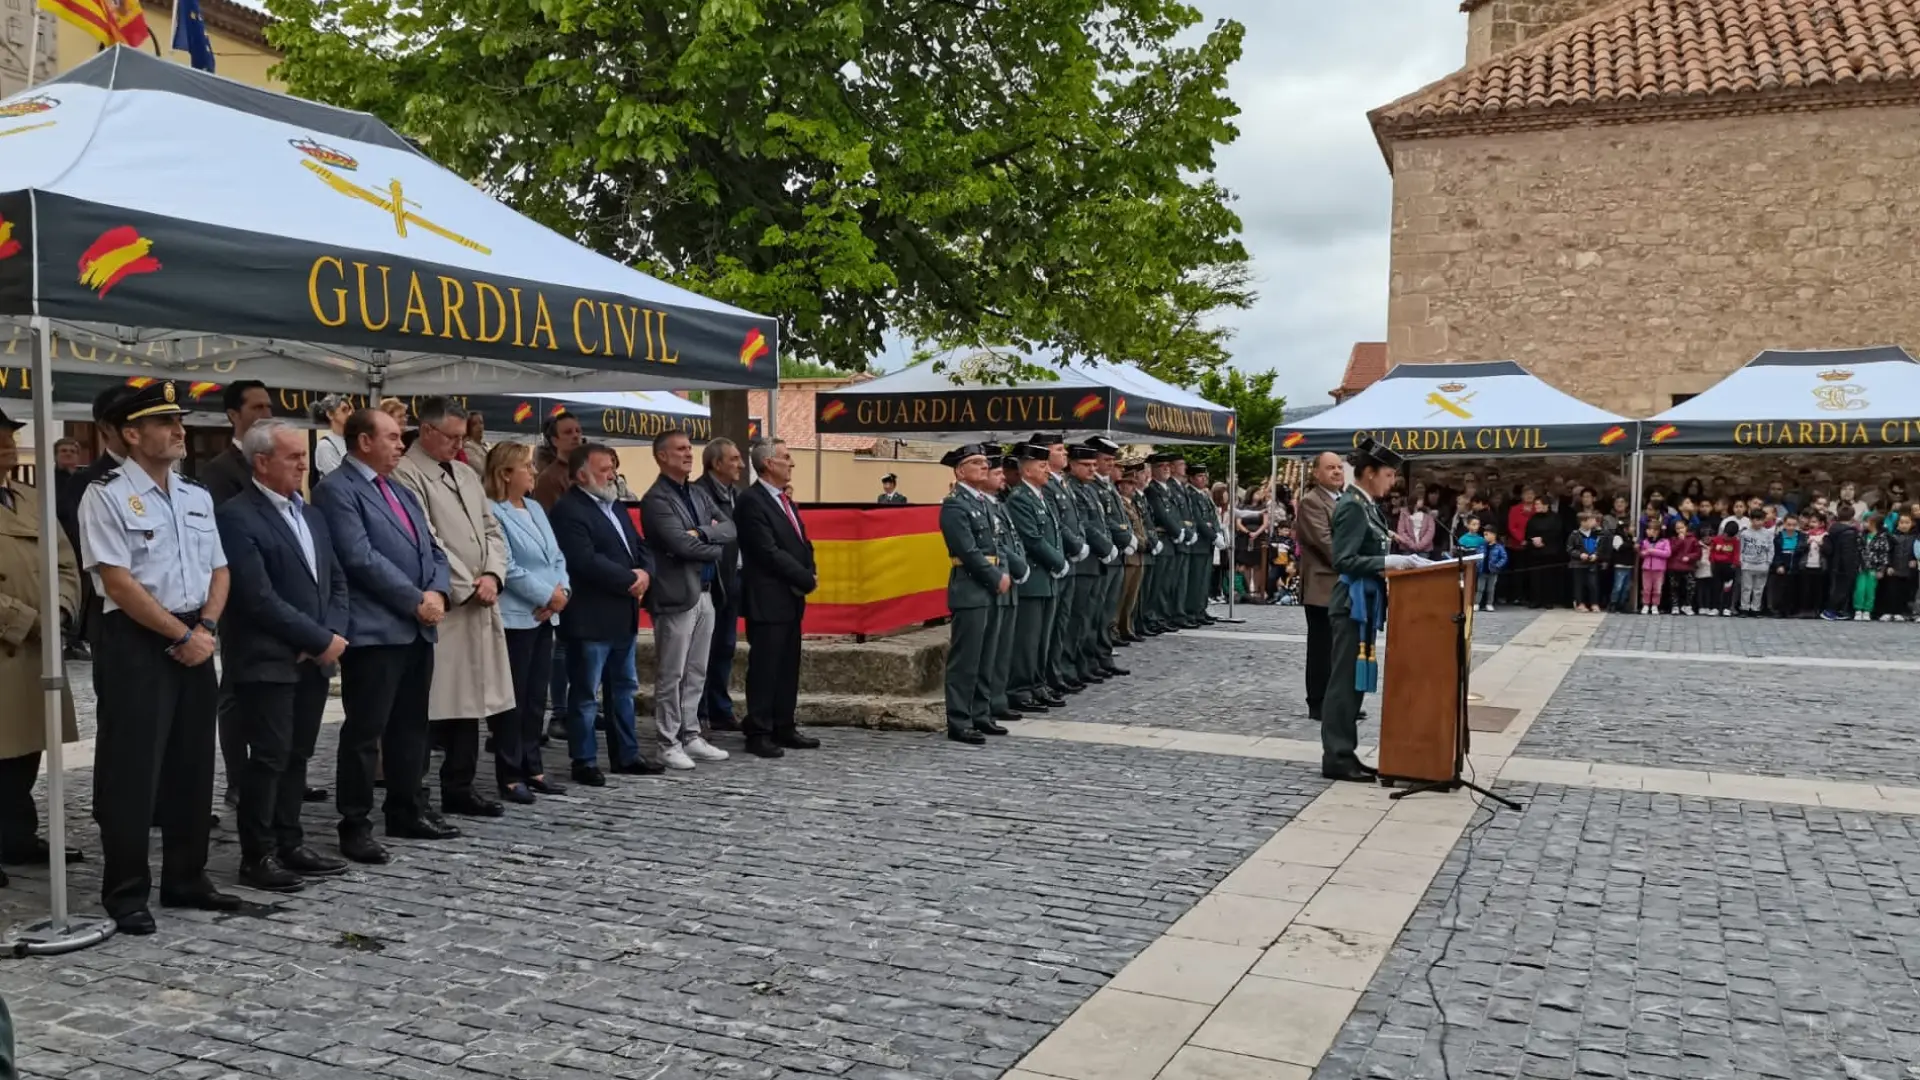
[590,491,632,554]
[255,479,317,579]
[314,432,348,477]
[77,461,226,613]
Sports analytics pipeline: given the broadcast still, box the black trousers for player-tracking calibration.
[1303,604,1331,716]
[1321,603,1364,773]
[498,623,553,784]
[743,617,802,741]
[337,641,433,835]
[233,671,329,862]
[93,610,218,917]
[216,678,246,805]
[699,592,740,725]
[429,718,480,803]
[0,752,42,854]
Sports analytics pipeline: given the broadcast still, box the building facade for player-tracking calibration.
[1375,0,1920,419]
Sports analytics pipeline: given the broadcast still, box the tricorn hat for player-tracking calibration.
[1349,436,1405,473]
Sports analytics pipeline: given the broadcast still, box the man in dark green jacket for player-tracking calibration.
[1187,462,1220,624]
[1067,445,1115,685]
[1323,438,1419,781]
[1006,443,1067,710]
[939,444,1012,745]
[1142,453,1182,633]
[1033,433,1087,694]
[983,453,1029,724]
[1082,437,1133,676]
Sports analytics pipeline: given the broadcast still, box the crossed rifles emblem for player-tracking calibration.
[1424,382,1476,420]
[301,160,492,256]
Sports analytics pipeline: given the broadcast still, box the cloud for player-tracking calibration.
[1207,0,1466,408]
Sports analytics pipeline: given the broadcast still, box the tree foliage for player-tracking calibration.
[1178,367,1285,491]
[264,0,1252,384]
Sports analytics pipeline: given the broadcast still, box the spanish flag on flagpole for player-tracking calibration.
[36,0,152,50]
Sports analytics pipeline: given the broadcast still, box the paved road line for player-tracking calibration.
[1585,647,1920,672]
[1012,610,1602,1079]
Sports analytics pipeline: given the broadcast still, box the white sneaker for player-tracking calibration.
[684,737,729,762]
[662,745,696,770]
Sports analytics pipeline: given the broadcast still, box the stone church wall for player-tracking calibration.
[1385,105,1920,420]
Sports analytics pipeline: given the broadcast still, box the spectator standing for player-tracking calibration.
[734,439,820,759]
[1637,523,1671,615]
[214,420,351,892]
[1567,513,1603,612]
[1667,522,1701,614]
[1897,515,1920,621]
[0,409,82,875]
[1607,521,1637,612]
[1768,517,1806,617]
[532,411,585,741]
[1525,495,1566,608]
[639,431,736,771]
[313,408,457,864]
[1798,514,1828,617]
[50,437,88,661]
[1294,452,1343,722]
[1394,499,1435,562]
[547,443,656,785]
[1504,487,1535,604]
[1737,514,1775,616]
[1856,512,1891,621]
[1707,520,1739,615]
[1822,505,1861,620]
[484,442,570,804]
[1691,523,1718,614]
[696,438,745,734]
[311,394,353,480]
[391,399,514,819]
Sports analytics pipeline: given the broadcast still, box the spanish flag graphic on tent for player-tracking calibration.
[0,215,19,262]
[740,328,770,369]
[1071,393,1104,419]
[78,226,160,298]
[38,0,152,48]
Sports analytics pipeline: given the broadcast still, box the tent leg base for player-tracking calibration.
[7,916,116,958]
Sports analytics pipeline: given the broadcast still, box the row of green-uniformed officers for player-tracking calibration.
[937,433,1221,744]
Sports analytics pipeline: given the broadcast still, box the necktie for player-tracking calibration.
[441,461,457,481]
[778,490,803,536]
[376,475,417,541]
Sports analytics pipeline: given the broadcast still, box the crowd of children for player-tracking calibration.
[1401,478,1919,620]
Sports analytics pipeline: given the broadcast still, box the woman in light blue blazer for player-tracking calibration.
[485,443,572,804]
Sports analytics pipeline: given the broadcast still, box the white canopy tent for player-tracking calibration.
[0,48,778,952]
[1640,345,1920,453]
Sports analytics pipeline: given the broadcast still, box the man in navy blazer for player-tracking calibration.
[313,408,455,865]
[216,420,351,893]
[548,442,655,786]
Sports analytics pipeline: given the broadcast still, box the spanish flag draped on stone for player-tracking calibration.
[37,0,152,49]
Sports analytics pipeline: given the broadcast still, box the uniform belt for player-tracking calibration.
[952,556,999,566]
[1182,520,1193,526]
[170,609,203,623]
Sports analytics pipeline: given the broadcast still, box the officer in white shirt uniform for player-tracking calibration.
[76,380,240,935]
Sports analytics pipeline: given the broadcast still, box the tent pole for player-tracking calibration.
[24,6,42,90]
[1629,450,1645,610]
[813,440,823,503]
[8,317,115,956]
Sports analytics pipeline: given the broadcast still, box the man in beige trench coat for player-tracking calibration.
[0,408,81,881]
[391,398,515,819]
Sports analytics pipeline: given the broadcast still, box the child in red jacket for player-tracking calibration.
[1666,521,1703,614]
[1706,520,1740,616]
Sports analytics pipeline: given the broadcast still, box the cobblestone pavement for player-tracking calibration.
[1316,783,1920,1080]
[1516,657,1920,786]
[1209,601,1538,645]
[1587,611,1918,658]
[2,726,1325,1080]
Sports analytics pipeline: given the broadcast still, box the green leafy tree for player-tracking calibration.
[1176,367,1284,491]
[264,0,1251,384]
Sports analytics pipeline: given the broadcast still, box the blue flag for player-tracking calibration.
[172,0,215,72]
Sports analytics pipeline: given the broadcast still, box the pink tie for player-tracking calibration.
[376,476,417,542]
[779,491,803,536]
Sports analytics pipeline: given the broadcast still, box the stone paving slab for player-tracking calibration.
[0,727,1326,1080]
[1206,604,1538,646]
[1315,782,1920,1080]
[1516,656,1920,787]
[1586,612,1915,659]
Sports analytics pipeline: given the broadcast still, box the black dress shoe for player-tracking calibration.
[1009,696,1043,712]
[280,845,348,876]
[611,758,665,776]
[526,776,567,795]
[775,731,820,750]
[974,720,1008,736]
[994,711,1025,724]
[303,787,328,803]
[947,729,986,745]
[239,857,305,893]
[443,794,505,818]
[571,764,607,787]
[707,715,742,733]
[745,738,786,759]
[1081,672,1108,684]
[1039,691,1068,707]
[1103,666,1130,677]
[1322,766,1376,783]
[0,839,85,866]
[339,833,390,865]
[114,909,157,935]
[159,885,244,911]
[387,817,461,841]
[499,783,536,805]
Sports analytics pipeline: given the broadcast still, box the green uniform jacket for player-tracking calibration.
[1097,477,1133,556]
[1191,482,1220,546]
[1046,473,1085,564]
[1070,477,1112,576]
[1125,489,1152,565]
[941,489,1004,610]
[991,493,1027,608]
[1329,489,1391,618]
[1145,479,1180,553]
[1174,481,1204,553]
[1008,482,1065,599]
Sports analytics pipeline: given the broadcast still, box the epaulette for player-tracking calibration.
[177,474,206,488]
[91,467,121,487]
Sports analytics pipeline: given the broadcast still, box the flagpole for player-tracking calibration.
[23,5,43,90]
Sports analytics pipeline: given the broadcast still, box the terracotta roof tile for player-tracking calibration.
[1374,0,1920,140]
[1332,342,1388,401]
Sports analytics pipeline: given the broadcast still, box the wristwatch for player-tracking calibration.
[198,617,219,636]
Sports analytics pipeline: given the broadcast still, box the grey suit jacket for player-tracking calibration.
[639,475,738,616]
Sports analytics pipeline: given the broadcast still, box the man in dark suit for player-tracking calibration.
[313,408,456,865]
[1295,451,1345,722]
[547,442,656,786]
[215,420,350,892]
[734,438,819,759]
[695,437,744,733]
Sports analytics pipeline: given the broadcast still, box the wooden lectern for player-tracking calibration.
[1376,560,1476,787]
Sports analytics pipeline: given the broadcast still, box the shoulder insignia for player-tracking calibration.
[92,467,121,487]
[178,473,206,488]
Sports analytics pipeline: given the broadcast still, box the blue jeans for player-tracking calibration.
[1610,567,1633,610]
[565,637,640,768]
[1475,571,1497,607]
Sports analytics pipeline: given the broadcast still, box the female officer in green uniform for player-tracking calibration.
[1322,438,1421,781]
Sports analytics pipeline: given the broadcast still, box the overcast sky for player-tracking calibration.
[1204,0,1465,409]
